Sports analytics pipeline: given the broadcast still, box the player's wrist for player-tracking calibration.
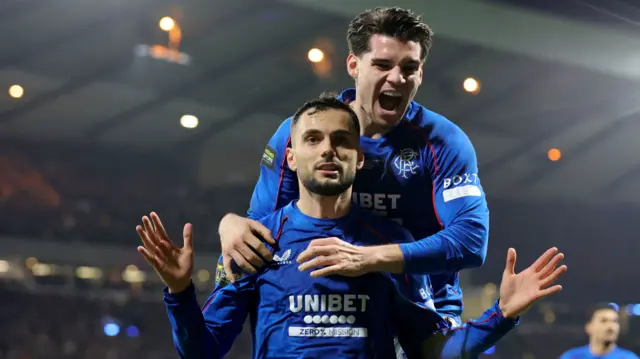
[361,244,404,274]
[168,279,192,294]
[497,298,518,320]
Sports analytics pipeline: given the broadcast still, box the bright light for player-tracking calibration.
[32,263,53,276]
[0,260,9,273]
[8,84,23,99]
[104,323,120,337]
[308,48,324,63]
[159,16,175,32]
[180,114,198,129]
[463,77,480,93]
[25,257,38,269]
[122,265,146,283]
[76,266,103,280]
[548,148,562,161]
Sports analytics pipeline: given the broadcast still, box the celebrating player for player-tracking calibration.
[218,6,488,327]
[137,94,567,359]
[559,303,638,359]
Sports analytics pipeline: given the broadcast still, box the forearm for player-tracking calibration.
[398,217,488,274]
[423,300,518,359]
[164,282,220,359]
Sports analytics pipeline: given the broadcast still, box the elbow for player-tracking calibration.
[460,218,489,269]
[466,249,486,269]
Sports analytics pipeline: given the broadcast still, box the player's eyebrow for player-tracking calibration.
[330,129,356,138]
[371,57,421,67]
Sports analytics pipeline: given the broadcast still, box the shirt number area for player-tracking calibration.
[288,326,368,337]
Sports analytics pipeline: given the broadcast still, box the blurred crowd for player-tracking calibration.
[0,142,247,251]
[0,283,252,359]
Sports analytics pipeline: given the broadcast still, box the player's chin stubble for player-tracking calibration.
[302,174,355,197]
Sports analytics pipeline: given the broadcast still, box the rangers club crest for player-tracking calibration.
[393,148,419,179]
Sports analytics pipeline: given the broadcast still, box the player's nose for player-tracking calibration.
[386,66,406,85]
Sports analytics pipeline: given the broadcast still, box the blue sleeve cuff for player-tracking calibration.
[163,281,196,305]
[491,299,520,329]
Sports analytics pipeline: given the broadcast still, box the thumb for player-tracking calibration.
[504,248,516,275]
[183,223,193,250]
[249,220,276,245]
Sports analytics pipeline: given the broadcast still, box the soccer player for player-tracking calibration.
[559,303,638,359]
[136,94,567,359]
[218,6,488,327]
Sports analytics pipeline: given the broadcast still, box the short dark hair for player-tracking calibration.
[587,303,618,323]
[291,92,360,136]
[347,7,433,61]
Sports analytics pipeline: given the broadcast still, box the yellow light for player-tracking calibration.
[76,266,103,280]
[463,77,480,94]
[9,84,23,99]
[180,114,198,129]
[25,257,38,269]
[308,48,324,63]
[32,263,53,276]
[122,265,146,283]
[159,16,176,32]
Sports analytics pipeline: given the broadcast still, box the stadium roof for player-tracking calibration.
[1,0,640,204]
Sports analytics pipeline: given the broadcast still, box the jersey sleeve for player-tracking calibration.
[398,299,518,359]
[247,118,299,220]
[163,256,254,359]
[399,124,489,273]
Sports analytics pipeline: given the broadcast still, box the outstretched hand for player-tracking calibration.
[136,212,194,293]
[498,247,567,319]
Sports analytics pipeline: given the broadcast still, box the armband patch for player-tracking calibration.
[261,145,276,169]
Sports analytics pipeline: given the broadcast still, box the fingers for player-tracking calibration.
[298,254,337,272]
[310,265,343,278]
[504,248,516,275]
[249,220,276,246]
[538,284,563,298]
[222,255,236,284]
[141,216,173,260]
[244,235,273,263]
[137,246,165,270]
[150,212,172,243]
[540,264,568,288]
[296,240,342,263]
[530,247,558,273]
[235,244,264,269]
[538,252,564,278]
[229,250,257,275]
[183,223,193,251]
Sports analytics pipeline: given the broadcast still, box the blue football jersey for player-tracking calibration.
[164,202,515,359]
[560,345,639,359]
[248,88,490,320]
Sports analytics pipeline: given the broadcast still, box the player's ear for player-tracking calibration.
[286,147,297,172]
[356,148,364,170]
[346,53,358,79]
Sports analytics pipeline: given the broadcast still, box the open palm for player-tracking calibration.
[136,212,193,293]
[499,247,567,319]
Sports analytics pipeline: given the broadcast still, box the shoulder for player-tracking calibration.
[406,103,475,152]
[617,347,640,358]
[559,345,587,358]
[356,208,415,244]
[268,117,292,148]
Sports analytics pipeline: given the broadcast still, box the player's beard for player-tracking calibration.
[301,171,355,197]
